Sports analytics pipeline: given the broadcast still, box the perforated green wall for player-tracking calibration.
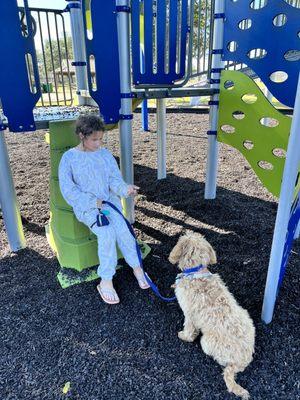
[218,71,293,198]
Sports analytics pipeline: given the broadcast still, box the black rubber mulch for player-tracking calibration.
[0,113,299,400]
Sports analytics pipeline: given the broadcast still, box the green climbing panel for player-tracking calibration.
[46,119,151,286]
[218,71,293,198]
[50,178,72,211]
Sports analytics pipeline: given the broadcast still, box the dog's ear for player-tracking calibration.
[207,242,217,265]
[169,236,186,264]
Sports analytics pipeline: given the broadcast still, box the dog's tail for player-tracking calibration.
[223,364,250,399]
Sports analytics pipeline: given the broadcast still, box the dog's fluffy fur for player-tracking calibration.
[169,233,255,399]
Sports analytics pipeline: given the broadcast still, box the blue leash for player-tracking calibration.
[102,201,205,302]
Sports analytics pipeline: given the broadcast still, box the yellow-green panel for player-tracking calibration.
[50,178,72,211]
[46,223,99,270]
[48,120,79,150]
[218,71,293,198]
[50,202,91,241]
[50,148,68,179]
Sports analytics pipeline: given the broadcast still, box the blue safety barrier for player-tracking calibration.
[0,0,41,132]
[82,0,121,124]
[278,192,300,292]
[131,0,189,85]
[142,100,149,131]
[223,0,300,108]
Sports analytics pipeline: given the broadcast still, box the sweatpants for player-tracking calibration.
[83,204,140,280]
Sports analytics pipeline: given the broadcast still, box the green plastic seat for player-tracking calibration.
[50,178,72,211]
[50,201,91,241]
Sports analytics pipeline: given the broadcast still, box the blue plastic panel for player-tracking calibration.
[82,0,120,124]
[278,191,300,291]
[223,0,300,108]
[131,0,189,85]
[0,0,40,132]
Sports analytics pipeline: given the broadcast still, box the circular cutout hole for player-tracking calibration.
[272,148,286,158]
[284,50,300,62]
[221,125,235,134]
[232,111,245,120]
[243,140,254,150]
[238,19,252,30]
[273,14,287,27]
[247,48,267,59]
[260,117,279,127]
[258,161,274,170]
[224,80,235,90]
[269,71,288,83]
[283,0,300,8]
[227,41,238,52]
[241,93,258,104]
[250,0,267,9]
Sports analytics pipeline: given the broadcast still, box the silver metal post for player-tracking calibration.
[204,0,225,199]
[116,0,134,223]
[67,0,89,106]
[261,73,300,324]
[0,130,26,251]
[157,98,167,180]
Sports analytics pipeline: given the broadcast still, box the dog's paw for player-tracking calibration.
[178,330,194,342]
[241,390,250,400]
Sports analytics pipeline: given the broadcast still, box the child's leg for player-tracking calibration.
[91,224,118,280]
[110,211,140,268]
[110,210,150,289]
[91,224,121,303]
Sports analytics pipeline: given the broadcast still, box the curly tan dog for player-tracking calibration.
[169,233,255,399]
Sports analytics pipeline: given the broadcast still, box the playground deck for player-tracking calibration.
[0,113,299,400]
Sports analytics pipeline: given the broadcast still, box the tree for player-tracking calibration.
[192,0,212,59]
[36,35,74,80]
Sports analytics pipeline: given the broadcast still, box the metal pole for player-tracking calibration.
[157,98,167,180]
[0,129,26,252]
[261,73,300,324]
[116,0,134,223]
[204,0,224,199]
[66,0,89,106]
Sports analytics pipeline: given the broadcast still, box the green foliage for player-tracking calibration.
[192,0,211,58]
[36,36,74,78]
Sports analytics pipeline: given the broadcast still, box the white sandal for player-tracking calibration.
[97,284,120,304]
[133,269,150,290]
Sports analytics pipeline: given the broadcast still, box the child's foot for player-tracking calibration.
[97,280,120,304]
[133,267,150,290]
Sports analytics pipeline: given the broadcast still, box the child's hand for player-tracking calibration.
[96,199,102,208]
[127,185,140,196]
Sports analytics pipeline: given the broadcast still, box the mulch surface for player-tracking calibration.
[0,113,299,400]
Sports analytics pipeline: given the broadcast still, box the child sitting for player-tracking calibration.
[58,114,149,304]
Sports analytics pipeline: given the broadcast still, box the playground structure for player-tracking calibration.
[0,0,299,323]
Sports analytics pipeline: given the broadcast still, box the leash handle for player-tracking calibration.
[102,201,176,302]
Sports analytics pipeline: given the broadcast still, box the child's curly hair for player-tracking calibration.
[75,114,105,137]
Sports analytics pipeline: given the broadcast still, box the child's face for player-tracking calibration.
[80,130,104,152]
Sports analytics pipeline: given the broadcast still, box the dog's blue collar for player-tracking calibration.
[182,265,206,275]
[176,265,212,284]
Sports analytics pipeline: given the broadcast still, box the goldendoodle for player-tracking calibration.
[169,233,255,399]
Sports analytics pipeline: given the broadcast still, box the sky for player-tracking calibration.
[18,0,66,10]
[17,0,72,51]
